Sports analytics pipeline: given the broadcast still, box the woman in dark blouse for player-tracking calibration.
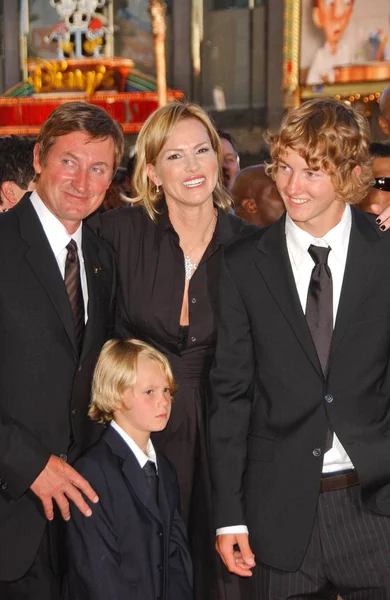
[90,101,256,600]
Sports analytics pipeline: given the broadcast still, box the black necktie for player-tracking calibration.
[64,239,85,354]
[143,460,158,503]
[306,244,333,452]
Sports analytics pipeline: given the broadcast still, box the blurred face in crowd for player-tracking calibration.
[233,165,285,228]
[221,138,240,190]
[313,0,354,52]
[360,156,390,212]
[146,117,219,211]
[275,149,345,237]
[34,131,114,233]
[0,179,35,212]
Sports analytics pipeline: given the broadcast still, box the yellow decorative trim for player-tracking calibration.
[283,0,300,107]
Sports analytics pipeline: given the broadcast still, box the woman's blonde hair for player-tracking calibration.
[131,100,232,220]
[89,338,177,424]
[264,98,373,204]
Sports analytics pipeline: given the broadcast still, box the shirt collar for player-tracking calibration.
[110,420,157,470]
[285,204,352,271]
[29,190,83,256]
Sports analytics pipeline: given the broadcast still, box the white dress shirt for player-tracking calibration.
[29,191,88,322]
[217,206,354,536]
[110,420,158,471]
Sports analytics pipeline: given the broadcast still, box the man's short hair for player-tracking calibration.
[89,338,177,424]
[264,98,373,205]
[369,142,390,158]
[218,130,238,156]
[0,136,35,199]
[36,101,124,175]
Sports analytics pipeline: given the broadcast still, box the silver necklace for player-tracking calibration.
[184,213,217,281]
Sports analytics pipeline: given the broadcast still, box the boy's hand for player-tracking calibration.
[216,533,256,577]
[370,204,390,231]
[30,454,99,521]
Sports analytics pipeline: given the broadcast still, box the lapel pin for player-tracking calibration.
[93,266,101,274]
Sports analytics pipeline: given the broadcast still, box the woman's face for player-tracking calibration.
[147,117,219,210]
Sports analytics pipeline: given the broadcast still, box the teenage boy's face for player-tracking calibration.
[314,0,353,49]
[275,149,346,237]
[120,356,172,438]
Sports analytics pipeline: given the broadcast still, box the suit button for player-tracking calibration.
[71,409,76,416]
[191,297,196,304]
[191,336,196,342]
[60,453,68,462]
[1,482,8,490]
[313,448,322,457]
[78,365,82,372]
[157,564,163,572]
[157,530,163,537]
[325,394,333,404]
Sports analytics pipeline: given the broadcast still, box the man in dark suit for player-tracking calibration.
[210,98,390,597]
[0,101,123,599]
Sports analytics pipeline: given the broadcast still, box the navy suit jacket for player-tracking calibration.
[67,426,193,600]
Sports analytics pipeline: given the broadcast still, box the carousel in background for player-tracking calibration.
[0,0,182,135]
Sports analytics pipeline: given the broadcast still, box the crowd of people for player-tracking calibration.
[1,84,390,600]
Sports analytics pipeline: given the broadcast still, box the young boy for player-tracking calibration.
[66,339,192,600]
[210,98,390,598]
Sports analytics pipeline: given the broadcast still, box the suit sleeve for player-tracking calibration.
[67,458,133,600]
[209,252,255,529]
[0,412,51,499]
[167,509,193,600]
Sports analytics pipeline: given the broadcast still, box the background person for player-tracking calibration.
[67,338,192,600]
[89,100,256,600]
[0,136,36,212]
[218,130,240,190]
[0,102,122,600]
[358,142,390,213]
[232,164,285,227]
[378,84,390,139]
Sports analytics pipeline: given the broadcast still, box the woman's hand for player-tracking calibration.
[369,204,390,231]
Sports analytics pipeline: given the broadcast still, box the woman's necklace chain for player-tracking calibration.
[184,213,217,281]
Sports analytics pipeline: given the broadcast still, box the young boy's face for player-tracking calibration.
[119,356,172,438]
[313,0,354,49]
[275,148,346,237]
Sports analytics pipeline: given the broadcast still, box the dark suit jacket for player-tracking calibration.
[210,208,390,572]
[0,194,116,581]
[66,426,193,600]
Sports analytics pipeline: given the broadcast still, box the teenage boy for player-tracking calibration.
[210,98,390,598]
[67,338,192,600]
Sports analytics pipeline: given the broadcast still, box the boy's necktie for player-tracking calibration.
[306,244,333,452]
[143,460,158,503]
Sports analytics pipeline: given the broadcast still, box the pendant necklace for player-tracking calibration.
[184,213,217,281]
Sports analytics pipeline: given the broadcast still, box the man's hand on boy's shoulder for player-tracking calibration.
[30,454,99,521]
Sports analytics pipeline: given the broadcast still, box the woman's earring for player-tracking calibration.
[156,184,160,193]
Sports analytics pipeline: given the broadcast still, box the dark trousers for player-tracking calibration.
[0,527,63,600]
[241,485,390,599]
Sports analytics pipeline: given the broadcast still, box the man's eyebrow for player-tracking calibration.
[62,152,110,168]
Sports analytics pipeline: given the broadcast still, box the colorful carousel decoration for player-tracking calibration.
[0,0,182,135]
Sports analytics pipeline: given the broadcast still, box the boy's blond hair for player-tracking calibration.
[89,339,176,424]
[264,98,373,205]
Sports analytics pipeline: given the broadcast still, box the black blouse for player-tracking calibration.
[88,203,257,364]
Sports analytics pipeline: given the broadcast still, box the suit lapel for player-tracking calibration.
[329,208,380,368]
[80,230,100,361]
[255,215,323,376]
[104,427,162,523]
[15,196,78,357]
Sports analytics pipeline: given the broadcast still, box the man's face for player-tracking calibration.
[364,156,390,212]
[314,0,354,49]
[34,131,114,234]
[221,138,240,190]
[275,149,346,238]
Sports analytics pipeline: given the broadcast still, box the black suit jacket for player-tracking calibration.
[0,195,116,580]
[66,426,193,600]
[210,208,390,572]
